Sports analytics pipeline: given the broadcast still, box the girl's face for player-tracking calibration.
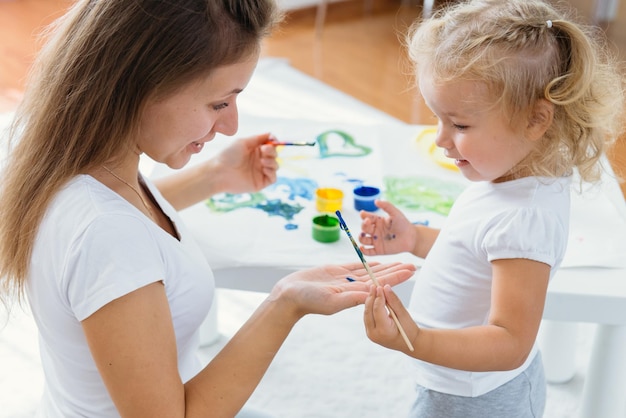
[419,73,535,182]
[137,53,259,169]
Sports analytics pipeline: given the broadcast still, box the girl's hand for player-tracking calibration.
[270,261,416,318]
[364,284,419,353]
[211,133,279,194]
[358,200,417,256]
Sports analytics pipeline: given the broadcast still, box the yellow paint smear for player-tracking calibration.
[416,127,459,172]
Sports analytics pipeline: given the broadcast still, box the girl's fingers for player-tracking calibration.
[363,285,377,330]
[373,199,401,217]
[372,286,389,322]
[360,210,378,221]
[358,235,375,246]
[364,285,387,323]
[359,218,376,241]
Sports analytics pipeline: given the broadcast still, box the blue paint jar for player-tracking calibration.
[353,186,380,212]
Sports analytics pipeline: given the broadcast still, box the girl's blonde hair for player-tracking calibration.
[408,0,625,181]
[0,0,282,306]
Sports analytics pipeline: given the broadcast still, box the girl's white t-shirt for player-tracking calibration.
[27,175,214,417]
[408,176,571,397]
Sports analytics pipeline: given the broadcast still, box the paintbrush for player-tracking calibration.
[265,140,316,146]
[335,210,415,352]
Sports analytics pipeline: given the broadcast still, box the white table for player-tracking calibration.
[150,58,626,418]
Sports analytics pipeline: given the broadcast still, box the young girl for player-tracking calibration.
[359,0,625,416]
[0,1,416,417]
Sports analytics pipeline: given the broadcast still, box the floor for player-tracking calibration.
[0,286,600,417]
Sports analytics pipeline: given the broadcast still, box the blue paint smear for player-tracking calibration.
[268,177,317,200]
[205,176,318,230]
[254,199,304,221]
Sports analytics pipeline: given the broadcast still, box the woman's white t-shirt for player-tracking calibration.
[27,175,214,417]
[408,176,571,397]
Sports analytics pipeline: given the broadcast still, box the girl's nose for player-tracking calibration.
[433,122,449,149]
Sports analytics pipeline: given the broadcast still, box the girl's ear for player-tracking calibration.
[527,99,554,141]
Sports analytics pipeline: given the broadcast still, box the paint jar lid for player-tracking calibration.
[312,214,340,243]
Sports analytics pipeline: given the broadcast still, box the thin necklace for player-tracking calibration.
[102,165,155,219]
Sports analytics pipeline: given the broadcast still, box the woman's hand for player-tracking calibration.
[155,133,279,210]
[359,200,417,256]
[210,132,279,195]
[270,261,416,318]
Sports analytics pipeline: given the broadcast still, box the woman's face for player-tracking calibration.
[137,53,259,169]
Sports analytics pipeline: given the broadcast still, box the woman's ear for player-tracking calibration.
[527,99,554,141]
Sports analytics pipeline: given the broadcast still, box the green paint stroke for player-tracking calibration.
[316,130,372,158]
[384,176,465,216]
[205,192,266,212]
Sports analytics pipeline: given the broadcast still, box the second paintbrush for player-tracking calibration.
[335,210,415,352]
[265,140,316,146]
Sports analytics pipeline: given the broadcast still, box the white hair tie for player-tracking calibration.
[546,20,553,28]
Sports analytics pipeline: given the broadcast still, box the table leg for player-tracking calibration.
[578,324,626,418]
[538,320,578,383]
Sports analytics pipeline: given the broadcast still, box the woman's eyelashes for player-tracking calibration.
[212,102,229,111]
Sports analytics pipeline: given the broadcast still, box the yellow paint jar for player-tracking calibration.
[315,188,343,212]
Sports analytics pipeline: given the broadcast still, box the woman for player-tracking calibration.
[0,1,416,416]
